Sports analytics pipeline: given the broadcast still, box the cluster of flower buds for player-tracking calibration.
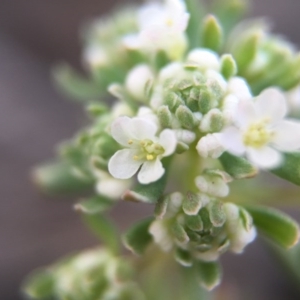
[23,249,145,300]
[31,0,300,294]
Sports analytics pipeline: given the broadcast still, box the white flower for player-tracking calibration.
[218,88,300,169]
[125,64,154,101]
[108,116,177,184]
[123,0,189,60]
[187,49,220,71]
[83,45,109,68]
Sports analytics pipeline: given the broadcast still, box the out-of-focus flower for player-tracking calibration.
[218,88,300,169]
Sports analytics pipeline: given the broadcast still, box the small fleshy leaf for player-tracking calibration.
[202,15,223,52]
[176,105,196,130]
[74,196,114,214]
[157,105,172,128]
[183,192,203,216]
[185,215,204,232]
[221,54,237,79]
[154,196,170,219]
[195,261,222,291]
[123,217,154,255]
[122,172,168,203]
[22,269,54,299]
[245,205,300,248]
[175,248,193,267]
[219,152,258,179]
[272,152,300,186]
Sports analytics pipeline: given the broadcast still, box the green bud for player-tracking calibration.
[198,89,213,114]
[176,79,194,90]
[185,215,204,232]
[202,15,223,52]
[207,200,226,227]
[171,220,190,244]
[157,105,172,128]
[200,109,224,133]
[221,54,238,79]
[165,92,185,112]
[183,192,203,215]
[195,261,222,291]
[176,142,190,154]
[175,105,196,129]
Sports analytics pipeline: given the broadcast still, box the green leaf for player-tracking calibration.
[219,152,258,179]
[74,196,114,214]
[123,217,154,255]
[175,248,193,267]
[195,261,222,291]
[53,65,104,101]
[202,15,223,52]
[83,214,120,254]
[22,269,54,299]
[185,0,206,49]
[272,152,300,186]
[122,171,168,203]
[32,161,94,196]
[245,205,300,248]
[207,200,226,227]
[220,54,237,79]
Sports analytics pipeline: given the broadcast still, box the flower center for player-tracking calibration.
[128,139,165,161]
[243,119,274,148]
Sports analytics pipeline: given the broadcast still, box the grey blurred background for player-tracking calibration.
[1,0,300,299]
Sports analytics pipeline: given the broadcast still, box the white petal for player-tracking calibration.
[246,146,282,169]
[159,129,177,156]
[187,49,220,71]
[272,120,300,151]
[218,127,246,155]
[108,149,141,179]
[138,159,165,184]
[96,178,131,199]
[125,64,154,100]
[130,118,158,140]
[235,100,257,129]
[255,88,287,122]
[227,77,252,101]
[110,116,135,146]
[196,133,224,158]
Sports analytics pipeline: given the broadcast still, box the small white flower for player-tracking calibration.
[125,64,154,101]
[83,45,109,68]
[196,133,224,158]
[218,88,300,169]
[187,49,220,71]
[123,0,189,60]
[108,116,177,184]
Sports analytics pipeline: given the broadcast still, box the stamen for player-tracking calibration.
[147,154,154,161]
[133,155,140,160]
[128,139,133,145]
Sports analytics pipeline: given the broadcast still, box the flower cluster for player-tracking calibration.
[29,0,300,295]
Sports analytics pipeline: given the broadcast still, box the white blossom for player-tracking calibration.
[218,88,300,169]
[125,64,154,101]
[187,49,220,71]
[123,0,189,60]
[83,45,109,68]
[108,116,177,184]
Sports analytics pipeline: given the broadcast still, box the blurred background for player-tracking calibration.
[1,0,300,299]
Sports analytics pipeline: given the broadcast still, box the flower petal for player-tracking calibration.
[246,146,282,169]
[108,149,141,179]
[159,129,177,156]
[138,159,165,184]
[227,77,252,101]
[235,100,257,129]
[110,116,135,146]
[130,118,158,140]
[217,127,246,156]
[272,120,300,151]
[255,88,287,122]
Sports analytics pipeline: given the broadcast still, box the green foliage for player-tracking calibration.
[123,217,154,255]
[195,261,222,291]
[246,205,300,248]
